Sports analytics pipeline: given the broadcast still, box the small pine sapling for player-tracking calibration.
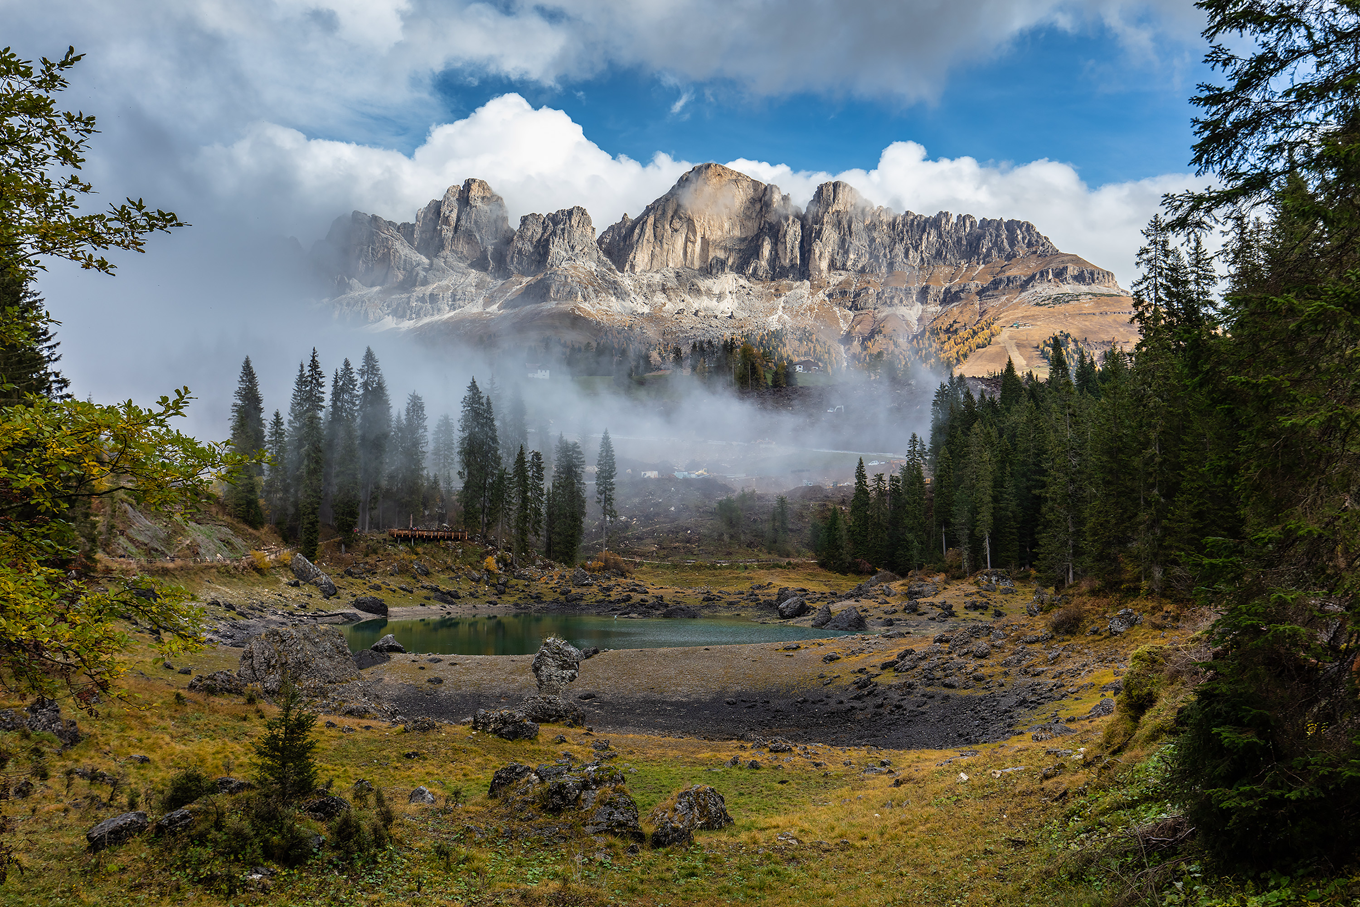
[251,681,319,803]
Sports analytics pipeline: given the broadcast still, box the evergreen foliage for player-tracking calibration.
[251,682,319,803]
[226,356,266,527]
[595,429,617,549]
[356,348,391,532]
[456,377,500,537]
[545,435,586,564]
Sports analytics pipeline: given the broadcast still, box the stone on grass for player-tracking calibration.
[188,671,246,695]
[408,786,437,805]
[303,796,351,819]
[87,811,148,852]
[472,708,539,741]
[0,698,83,748]
[1108,609,1142,636]
[290,553,338,598]
[650,785,734,848]
[155,808,194,835]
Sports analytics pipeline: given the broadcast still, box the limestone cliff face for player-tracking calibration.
[409,178,514,271]
[505,206,601,276]
[312,163,1129,360]
[601,163,802,280]
[800,180,1059,281]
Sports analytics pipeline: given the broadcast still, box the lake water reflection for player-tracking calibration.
[339,613,856,656]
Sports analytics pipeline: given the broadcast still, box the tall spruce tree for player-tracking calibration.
[457,378,500,537]
[595,429,617,550]
[357,348,391,531]
[545,434,586,564]
[0,266,68,403]
[287,350,326,558]
[226,356,266,527]
[263,409,288,525]
[326,360,360,544]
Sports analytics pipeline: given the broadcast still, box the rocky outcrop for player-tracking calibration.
[410,179,515,270]
[505,206,601,275]
[800,180,1057,282]
[602,163,803,279]
[0,698,83,748]
[353,596,387,617]
[187,671,246,695]
[472,708,539,740]
[237,626,360,694]
[519,694,586,728]
[649,785,734,847]
[489,761,644,841]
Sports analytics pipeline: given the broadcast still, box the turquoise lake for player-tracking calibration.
[339,614,857,656]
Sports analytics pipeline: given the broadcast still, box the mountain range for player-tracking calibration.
[311,163,1138,375]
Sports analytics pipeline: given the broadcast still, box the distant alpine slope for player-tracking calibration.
[312,163,1138,376]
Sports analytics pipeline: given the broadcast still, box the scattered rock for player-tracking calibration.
[472,709,539,741]
[532,637,582,695]
[408,786,437,805]
[571,568,594,587]
[352,596,388,617]
[649,785,734,847]
[493,762,643,841]
[1108,609,1142,636]
[1085,698,1116,719]
[1030,721,1077,742]
[188,671,246,695]
[87,811,148,851]
[488,763,535,798]
[969,642,992,659]
[0,698,83,748]
[370,634,406,654]
[777,596,808,619]
[810,603,833,629]
[303,796,351,819]
[290,553,338,598]
[353,649,390,670]
[825,607,868,632]
[404,717,439,733]
[155,808,194,835]
[905,582,939,600]
[215,777,250,794]
[237,626,360,694]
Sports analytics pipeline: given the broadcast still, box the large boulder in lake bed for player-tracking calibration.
[237,626,360,694]
[353,595,388,617]
[825,606,868,631]
[777,596,808,619]
[290,553,338,598]
[87,811,148,851]
[532,637,581,695]
[370,633,406,653]
[810,602,833,629]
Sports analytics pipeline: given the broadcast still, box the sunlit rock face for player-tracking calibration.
[311,163,1134,376]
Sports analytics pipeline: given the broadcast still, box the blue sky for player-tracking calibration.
[2,0,1213,432]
